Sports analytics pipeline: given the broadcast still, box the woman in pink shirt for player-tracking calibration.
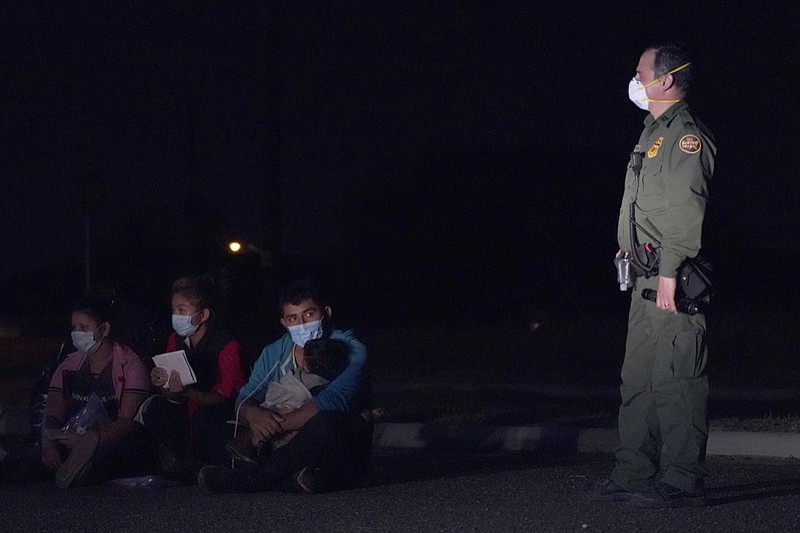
[5,296,155,487]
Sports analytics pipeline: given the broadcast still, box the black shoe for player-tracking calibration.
[225,440,261,467]
[158,444,196,482]
[628,481,705,508]
[289,466,324,494]
[198,464,270,493]
[583,479,635,502]
[55,431,99,488]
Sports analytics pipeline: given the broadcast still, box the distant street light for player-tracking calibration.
[227,241,271,268]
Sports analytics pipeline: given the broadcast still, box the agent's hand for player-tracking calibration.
[657,275,679,315]
[41,439,63,470]
[245,407,285,448]
[151,367,169,388]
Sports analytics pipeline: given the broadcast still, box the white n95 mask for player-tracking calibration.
[628,78,650,110]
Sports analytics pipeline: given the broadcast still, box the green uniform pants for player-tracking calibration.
[610,275,709,494]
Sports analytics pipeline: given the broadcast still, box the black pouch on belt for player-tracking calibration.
[630,242,660,278]
[677,255,713,300]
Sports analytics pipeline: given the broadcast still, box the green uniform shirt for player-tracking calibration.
[617,100,716,277]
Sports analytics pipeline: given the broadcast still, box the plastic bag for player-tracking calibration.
[62,393,112,435]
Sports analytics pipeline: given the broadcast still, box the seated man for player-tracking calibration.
[198,279,373,493]
[227,337,348,457]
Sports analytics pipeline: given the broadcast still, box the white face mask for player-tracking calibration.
[628,62,691,111]
[628,78,650,110]
[172,313,200,338]
[287,320,323,348]
[71,329,102,355]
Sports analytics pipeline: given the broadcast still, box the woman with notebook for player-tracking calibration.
[140,274,246,481]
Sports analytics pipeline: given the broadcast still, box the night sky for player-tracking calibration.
[1,2,798,333]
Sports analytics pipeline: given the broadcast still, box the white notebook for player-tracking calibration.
[152,350,197,387]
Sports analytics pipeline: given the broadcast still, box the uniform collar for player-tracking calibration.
[643,99,689,128]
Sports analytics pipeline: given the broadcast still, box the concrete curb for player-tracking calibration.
[373,422,800,459]
[706,431,800,458]
[374,382,800,402]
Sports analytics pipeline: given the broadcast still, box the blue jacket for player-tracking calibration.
[237,329,371,415]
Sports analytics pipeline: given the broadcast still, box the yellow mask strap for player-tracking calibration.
[643,62,691,88]
[641,62,690,104]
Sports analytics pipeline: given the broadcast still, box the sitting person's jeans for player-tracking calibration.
[0,430,157,485]
[256,410,373,491]
[140,395,235,467]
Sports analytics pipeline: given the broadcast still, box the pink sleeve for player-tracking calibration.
[48,353,82,392]
[119,346,152,396]
[212,340,246,399]
[49,363,65,391]
[114,344,152,398]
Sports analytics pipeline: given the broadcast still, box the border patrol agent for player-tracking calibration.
[586,44,717,508]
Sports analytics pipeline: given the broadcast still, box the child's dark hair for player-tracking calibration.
[303,338,348,382]
[278,279,327,314]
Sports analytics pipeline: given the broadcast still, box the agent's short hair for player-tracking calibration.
[650,43,693,95]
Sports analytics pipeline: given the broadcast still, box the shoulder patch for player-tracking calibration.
[679,134,702,154]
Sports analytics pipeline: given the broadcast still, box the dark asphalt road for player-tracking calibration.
[2,450,800,532]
